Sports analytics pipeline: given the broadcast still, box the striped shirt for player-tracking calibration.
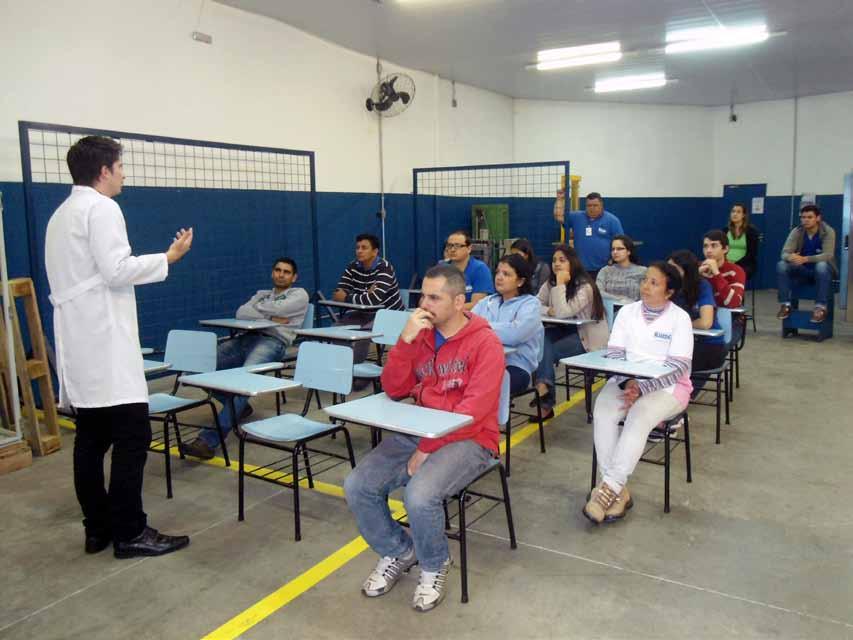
[336,258,405,310]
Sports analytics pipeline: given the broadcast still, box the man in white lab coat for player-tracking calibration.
[45,135,193,559]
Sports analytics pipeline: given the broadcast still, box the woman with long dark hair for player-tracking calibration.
[595,234,646,302]
[667,250,727,374]
[727,203,760,280]
[472,254,543,394]
[534,245,609,417]
[510,238,551,293]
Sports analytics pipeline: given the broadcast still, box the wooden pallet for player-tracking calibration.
[0,440,33,475]
[0,278,61,456]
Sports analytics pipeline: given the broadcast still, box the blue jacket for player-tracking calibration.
[472,293,543,375]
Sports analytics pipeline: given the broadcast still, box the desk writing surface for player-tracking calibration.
[143,360,171,376]
[693,328,725,338]
[199,318,279,331]
[179,368,301,396]
[541,316,596,326]
[324,393,472,439]
[560,350,671,379]
[317,300,383,312]
[293,327,382,342]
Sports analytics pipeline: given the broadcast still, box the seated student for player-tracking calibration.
[668,250,726,397]
[180,257,309,459]
[699,229,746,309]
[534,245,609,418]
[510,238,551,294]
[472,254,544,394]
[776,204,838,323]
[444,229,494,310]
[595,234,646,302]
[727,203,760,281]
[332,233,405,366]
[585,262,693,524]
[344,264,504,612]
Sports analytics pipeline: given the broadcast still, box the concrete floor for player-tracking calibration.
[2,290,852,639]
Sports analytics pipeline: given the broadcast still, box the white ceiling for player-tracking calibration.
[217,0,853,106]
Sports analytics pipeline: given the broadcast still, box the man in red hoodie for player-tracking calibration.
[344,263,504,613]
[699,229,746,309]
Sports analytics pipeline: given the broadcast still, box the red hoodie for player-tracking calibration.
[708,260,746,308]
[380,313,505,454]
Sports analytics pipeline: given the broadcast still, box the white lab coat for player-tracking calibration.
[45,186,168,409]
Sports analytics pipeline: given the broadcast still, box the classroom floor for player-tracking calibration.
[2,290,852,640]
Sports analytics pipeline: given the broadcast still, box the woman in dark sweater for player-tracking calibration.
[726,203,760,281]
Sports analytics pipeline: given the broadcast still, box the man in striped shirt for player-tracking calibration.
[333,233,405,369]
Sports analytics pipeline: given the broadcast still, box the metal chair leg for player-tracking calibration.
[504,417,512,477]
[292,447,302,541]
[238,436,246,521]
[683,413,692,483]
[664,423,671,514]
[164,414,173,499]
[498,464,517,549]
[458,491,469,604]
[211,400,230,467]
[591,446,598,492]
[172,414,186,459]
[535,392,546,453]
[715,375,722,444]
[302,444,314,489]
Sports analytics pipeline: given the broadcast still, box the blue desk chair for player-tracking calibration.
[352,309,412,391]
[148,330,224,498]
[237,342,356,541]
[782,282,835,342]
[591,408,692,514]
[442,372,516,603]
[506,331,546,476]
[690,308,732,445]
[604,298,617,331]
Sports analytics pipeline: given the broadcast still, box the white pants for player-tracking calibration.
[593,378,684,493]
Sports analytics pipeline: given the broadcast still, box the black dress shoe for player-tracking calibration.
[114,526,190,559]
[179,439,215,460]
[85,534,111,554]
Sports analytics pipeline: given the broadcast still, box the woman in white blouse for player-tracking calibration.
[584,261,694,525]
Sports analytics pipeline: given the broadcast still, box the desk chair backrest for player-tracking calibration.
[294,342,353,395]
[163,330,218,374]
[372,309,412,346]
[301,303,315,329]
[604,298,616,331]
[499,371,511,425]
[717,307,733,345]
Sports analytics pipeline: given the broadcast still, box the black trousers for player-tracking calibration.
[73,403,151,542]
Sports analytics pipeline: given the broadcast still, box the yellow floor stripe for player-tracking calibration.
[202,384,601,639]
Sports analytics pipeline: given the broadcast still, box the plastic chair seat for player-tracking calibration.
[353,362,383,378]
[148,393,205,415]
[241,413,338,444]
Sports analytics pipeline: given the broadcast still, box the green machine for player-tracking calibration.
[471,204,509,268]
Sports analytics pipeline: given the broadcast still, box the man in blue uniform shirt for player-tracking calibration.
[555,191,624,277]
[443,230,494,310]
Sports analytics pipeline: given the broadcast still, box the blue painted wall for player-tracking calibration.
[1,181,845,349]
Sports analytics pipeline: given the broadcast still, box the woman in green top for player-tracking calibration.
[727,203,760,280]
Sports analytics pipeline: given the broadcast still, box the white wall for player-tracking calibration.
[0,0,514,192]
[513,99,714,197]
[712,91,853,197]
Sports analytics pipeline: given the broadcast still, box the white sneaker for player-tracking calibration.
[412,557,452,612]
[362,547,418,597]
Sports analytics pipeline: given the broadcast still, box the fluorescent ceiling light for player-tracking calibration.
[665,24,769,54]
[535,41,622,70]
[538,41,621,62]
[536,52,622,71]
[594,72,667,93]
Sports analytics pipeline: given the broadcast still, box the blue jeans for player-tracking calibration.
[777,260,832,306]
[344,433,493,572]
[199,334,289,448]
[535,326,586,406]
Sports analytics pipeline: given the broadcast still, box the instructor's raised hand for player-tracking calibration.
[166,227,194,264]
